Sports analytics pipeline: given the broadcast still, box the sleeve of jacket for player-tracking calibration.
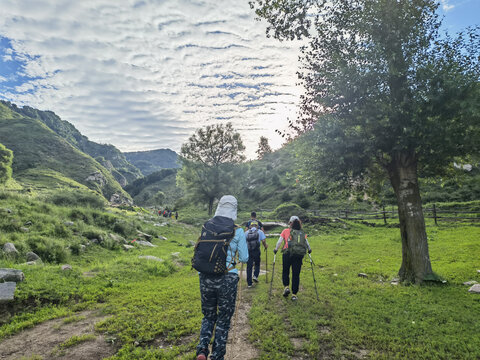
[236,228,249,263]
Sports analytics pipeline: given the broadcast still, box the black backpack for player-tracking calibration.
[192,216,236,274]
[246,228,260,251]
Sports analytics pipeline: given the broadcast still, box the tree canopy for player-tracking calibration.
[250,0,480,283]
[256,136,273,159]
[177,123,245,214]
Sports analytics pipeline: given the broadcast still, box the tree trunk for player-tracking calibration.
[387,151,434,284]
[208,197,214,216]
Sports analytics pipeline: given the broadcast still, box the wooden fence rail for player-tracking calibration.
[258,204,480,225]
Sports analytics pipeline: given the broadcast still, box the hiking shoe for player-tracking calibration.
[283,287,290,297]
[196,350,207,360]
[247,285,252,288]
[291,295,298,301]
[253,276,259,283]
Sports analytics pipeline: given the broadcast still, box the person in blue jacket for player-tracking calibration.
[196,195,249,360]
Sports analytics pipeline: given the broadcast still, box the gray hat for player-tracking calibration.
[289,215,300,223]
[214,195,238,221]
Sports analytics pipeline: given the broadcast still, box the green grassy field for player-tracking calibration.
[1,191,480,359]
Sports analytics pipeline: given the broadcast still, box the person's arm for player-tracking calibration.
[236,228,249,263]
[274,236,284,253]
[259,230,268,249]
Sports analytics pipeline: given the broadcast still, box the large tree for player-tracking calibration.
[250,0,480,283]
[0,143,13,185]
[256,136,273,159]
[178,123,246,215]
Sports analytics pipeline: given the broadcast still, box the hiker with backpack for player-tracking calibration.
[192,195,249,360]
[245,211,265,232]
[245,221,268,288]
[273,216,311,301]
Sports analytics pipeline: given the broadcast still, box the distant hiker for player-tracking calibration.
[158,209,162,217]
[193,195,249,360]
[245,221,267,287]
[273,216,311,301]
[175,211,178,220]
[163,210,167,217]
[246,211,264,232]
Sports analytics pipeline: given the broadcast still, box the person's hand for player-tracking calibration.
[308,249,312,254]
[273,249,278,254]
[264,243,268,250]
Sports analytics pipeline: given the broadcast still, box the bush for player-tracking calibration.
[27,236,68,263]
[272,203,308,222]
[69,208,92,224]
[47,190,105,209]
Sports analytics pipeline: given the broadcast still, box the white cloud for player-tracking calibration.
[441,0,455,12]
[0,0,303,158]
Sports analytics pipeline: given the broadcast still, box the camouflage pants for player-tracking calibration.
[197,272,239,360]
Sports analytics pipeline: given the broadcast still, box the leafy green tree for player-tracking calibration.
[154,191,166,205]
[256,136,273,159]
[178,123,245,214]
[251,0,480,283]
[0,143,13,185]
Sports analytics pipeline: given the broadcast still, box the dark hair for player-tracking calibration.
[291,219,301,230]
[251,211,256,217]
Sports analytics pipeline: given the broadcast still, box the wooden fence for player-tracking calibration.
[258,204,480,225]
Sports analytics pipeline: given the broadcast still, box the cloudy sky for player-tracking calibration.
[0,0,478,158]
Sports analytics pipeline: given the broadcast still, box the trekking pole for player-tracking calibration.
[308,253,320,301]
[268,253,276,299]
[230,262,243,359]
[265,248,268,283]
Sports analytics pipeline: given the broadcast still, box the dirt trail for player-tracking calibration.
[225,275,260,360]
[0,310,116,360]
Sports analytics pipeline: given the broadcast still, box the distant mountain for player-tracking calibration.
[124,149,180,176]
[0,101,130,202]
[1,101,142,186]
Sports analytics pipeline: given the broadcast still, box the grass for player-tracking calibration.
[1,190,480,359]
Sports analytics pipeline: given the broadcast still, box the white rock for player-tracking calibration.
[136,240,156,247]
[64,221,75,226]
[0,268,25,282]
[138,255,164,262]
[2,243,18,256]
[0,282,16,303]
[123,244,135,250]
[61,264,72,271]
[463,281,478,286]
[158,236,168,241]
[171,252,181,258]
[468,284,480,294]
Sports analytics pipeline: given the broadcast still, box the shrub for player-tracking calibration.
[272,203,308,222]
[69,208,92,224]
[47,190,105,209]
[27,236,68,263]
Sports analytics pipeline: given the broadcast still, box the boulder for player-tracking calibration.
[64,221,75,226]
[0,268,25,282]
[2,243,18,257]
[123,244,135,250]
[110,193,133,206]
[136,240,156,247]
[137,231,153,240]
[86,171,107,186]
[0,282,16,303]
[61,264,72,271]
[463,281,478,286]
[358,273,368,278]
[158,236,168,241]
[138,255,164,262]
[468,284,480,294]
[171,252,181,258]
[26,252,41,262]
[20,227,29,233]
[24,221,33,226]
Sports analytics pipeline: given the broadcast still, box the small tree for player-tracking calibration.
[178,123,245,214]
[251,0,480,283]
[256,136,273,159]
[0,143,13,185]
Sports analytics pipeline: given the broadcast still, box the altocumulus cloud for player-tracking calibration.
[0,0,302,156]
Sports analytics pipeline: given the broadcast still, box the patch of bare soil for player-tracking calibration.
[225,289,259,360]
[0,310,117,360]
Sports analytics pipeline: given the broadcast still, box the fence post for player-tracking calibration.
[433,203,437,225]
[383,205,387,225]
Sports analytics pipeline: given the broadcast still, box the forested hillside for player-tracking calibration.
[124,149,179,176]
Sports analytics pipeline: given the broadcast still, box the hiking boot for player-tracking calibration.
[283,287,290,297]
[196,350,207,360]
[247,284,253,288]
[291,295,298,301]
[253,276,259,283]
